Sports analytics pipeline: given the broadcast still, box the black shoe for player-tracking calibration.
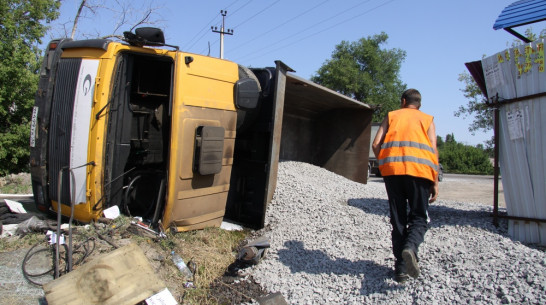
[394,272,410,283]
[401,248,420,278]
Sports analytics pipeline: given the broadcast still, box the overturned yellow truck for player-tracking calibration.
[30,28,373,232]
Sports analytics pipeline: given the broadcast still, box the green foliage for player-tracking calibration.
[436,135,445,150]
[438,135,493,175]
[311,32,407,122]
[0,0,60,175]
[454,71,493,135]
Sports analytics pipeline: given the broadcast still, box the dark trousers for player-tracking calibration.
[384,175,431,268]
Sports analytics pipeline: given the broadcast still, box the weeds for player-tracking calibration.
[0,233,44,252]
[0,173,32,194]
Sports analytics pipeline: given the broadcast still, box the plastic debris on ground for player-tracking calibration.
[145,288,178,305]
[171,251,194,283]
[4,199,27,213]
[102,205,120,219]
[220,220,244,231]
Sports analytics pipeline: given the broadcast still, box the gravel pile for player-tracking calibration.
[242,161,546,304]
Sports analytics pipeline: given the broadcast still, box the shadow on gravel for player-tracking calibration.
[347,198,390,217]
[348,198,506,233]
[278,240,404,295]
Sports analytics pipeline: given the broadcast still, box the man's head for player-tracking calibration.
[401,89,421,109]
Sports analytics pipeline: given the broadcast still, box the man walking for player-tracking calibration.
[372,88,439,283]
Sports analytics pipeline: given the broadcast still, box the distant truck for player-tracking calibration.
[29,28,373,232]
[368,123,381,177]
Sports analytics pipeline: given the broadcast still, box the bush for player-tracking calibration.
[439,141,493,175]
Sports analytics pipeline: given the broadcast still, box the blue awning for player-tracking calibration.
[494,0,546,29]
[493,0,546,42]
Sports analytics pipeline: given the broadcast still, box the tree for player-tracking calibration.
[436,135,445,150]
[0,0,60,175]
[311,32,407,122]
[51,0,163,40]
[454,71,492,135]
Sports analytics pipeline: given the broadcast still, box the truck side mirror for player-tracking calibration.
[234,78,260,109]
[135,27,165,45]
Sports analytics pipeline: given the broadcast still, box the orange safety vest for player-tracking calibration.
[378,108,438,182]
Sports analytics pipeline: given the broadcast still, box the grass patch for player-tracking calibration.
[159,227,250,304]
[0,233,45,252]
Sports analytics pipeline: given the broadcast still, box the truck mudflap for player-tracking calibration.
[225,61,373,230]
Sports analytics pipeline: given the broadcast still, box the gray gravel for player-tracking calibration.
[242,161,546,305]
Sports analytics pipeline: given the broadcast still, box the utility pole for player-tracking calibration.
[211,10,233,59]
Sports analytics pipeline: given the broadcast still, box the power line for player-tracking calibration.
[184,12,220,50]
[232,0,374,61]
[183,0,242,51]
[237,0,397,64]
[229,0,331,54]
[232,0,281,30]
[228,0,253,18]
[224,0,245,11]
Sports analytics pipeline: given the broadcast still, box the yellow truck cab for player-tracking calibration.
[30,28,373,232]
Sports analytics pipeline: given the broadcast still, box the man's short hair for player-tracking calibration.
[402,89,421,106]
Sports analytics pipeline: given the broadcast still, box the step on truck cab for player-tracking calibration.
[30,28,373,232]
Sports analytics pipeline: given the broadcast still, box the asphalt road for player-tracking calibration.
[367,173,505,207]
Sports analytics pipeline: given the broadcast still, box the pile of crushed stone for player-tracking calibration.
[241,161,546,305]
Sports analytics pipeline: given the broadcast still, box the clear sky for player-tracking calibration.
[50,0,546,146]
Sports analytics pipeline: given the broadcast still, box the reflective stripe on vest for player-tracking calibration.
[378,155,439,173]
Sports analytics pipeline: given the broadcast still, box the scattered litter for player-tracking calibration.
[4,199,27,213]
[171,251,193,282]
[220,221,244,231]
[1,200,37,225]
[128,220,161,239]
[15,216,55,235]
[237,236,270,265]
[145,288,178,305]
[1,224,17,237]
[102,205,120,219]
[46,230,65,245]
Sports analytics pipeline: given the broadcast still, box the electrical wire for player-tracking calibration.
[231,0,281,30]
[184,12,221,51]
[226,0,253,18]
[197,0,264,55]
[232,0,375,62]
[22,237,96,287]
[184,0,246,52]
[229,0,332,54]
[236,0,397,64]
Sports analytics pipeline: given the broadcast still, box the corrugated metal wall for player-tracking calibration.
[482,39,546,245]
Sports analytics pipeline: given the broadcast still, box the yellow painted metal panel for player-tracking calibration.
[176,53,238,111]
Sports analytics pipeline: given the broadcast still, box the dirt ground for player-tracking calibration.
[369,173,505,207]
[437,174,505,207]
